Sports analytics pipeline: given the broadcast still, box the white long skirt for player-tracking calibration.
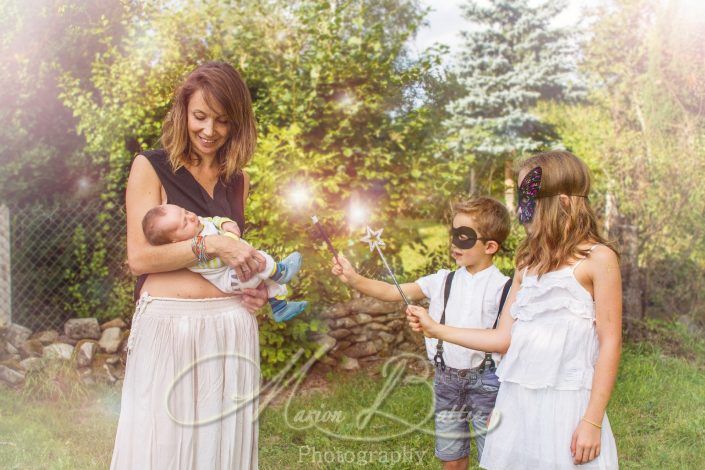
[110,293,259,470]
[480,382,618,469]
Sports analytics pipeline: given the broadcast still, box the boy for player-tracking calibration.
[332,197,512,469]
[142,203,307,322]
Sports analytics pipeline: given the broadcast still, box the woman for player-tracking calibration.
[110,62,268,469]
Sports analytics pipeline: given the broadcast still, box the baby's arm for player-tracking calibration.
[406,270,521,352]
[212,216,241,237]
[331,254,425,302]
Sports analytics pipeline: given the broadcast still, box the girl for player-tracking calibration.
[407,151,621,469]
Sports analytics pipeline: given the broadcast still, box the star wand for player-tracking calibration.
[360,226,411,307]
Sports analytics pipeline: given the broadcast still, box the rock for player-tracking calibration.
[320,304,349,319]
[103,364,118,383]
[56,335,78,346]
[64,318,101,340]
[6,342,18,355]
[118,331,129,366]
[353,313,373,325]
[75,340,98,368]
[19,357,44,372]
[378,332,396,343]
[339,356,360,370]
[99,327,122,353]
[367,322,391,332]
[343,341,378,358]
[331,317,357,329]
[348,297,403,315]
[5,323,32,349]
[43,343,75,361]
[31,330,59,345]
[328,328,352,340]
[18,339,44,359]
[395,331,405,344]
[677,315,702,335]
[387,320,404,330]
[106,355,119,365]
[100,318,127,331]
[350,334,369,343]
[0,364,25,386]
[313,335,337,353]
[359,355,381,362]
[319,355,338,367]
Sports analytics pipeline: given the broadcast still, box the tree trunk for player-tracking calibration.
[504,159,515,216]
[605,191,643,334]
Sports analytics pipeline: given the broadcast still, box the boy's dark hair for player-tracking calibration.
[452,197,511,247]
[142,205,172,245]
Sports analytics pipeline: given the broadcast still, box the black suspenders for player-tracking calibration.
[478,278,513,373]
[433,274,513,373]
[432,271,455,371]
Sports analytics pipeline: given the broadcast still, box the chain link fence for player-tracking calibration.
[4,200,132,333]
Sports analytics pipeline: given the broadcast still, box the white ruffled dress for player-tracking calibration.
[479,261,619,469]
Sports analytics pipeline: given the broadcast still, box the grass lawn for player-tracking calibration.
[1,322,704,469]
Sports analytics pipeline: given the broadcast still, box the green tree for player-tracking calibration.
[445,0,581,208]
[61,0,451,377]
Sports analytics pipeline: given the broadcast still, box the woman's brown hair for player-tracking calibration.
[161,61,257,180]
[515,150,618,275]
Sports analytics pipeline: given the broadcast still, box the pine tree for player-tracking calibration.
[445,0,580,209]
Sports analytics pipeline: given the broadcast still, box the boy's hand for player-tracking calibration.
[222,221,241,237]
[406,305,436,337]
[331,254,357,284]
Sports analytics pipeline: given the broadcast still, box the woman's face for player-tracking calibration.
[187,88,231,160]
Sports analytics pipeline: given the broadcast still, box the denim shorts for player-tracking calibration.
[433,364,500,462]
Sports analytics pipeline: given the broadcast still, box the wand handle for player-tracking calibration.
[311,215,340,263]
[375,245,411,307]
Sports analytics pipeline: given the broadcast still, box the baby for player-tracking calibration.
[141,203,307,322]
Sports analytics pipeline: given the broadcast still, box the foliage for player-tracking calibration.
[59,0,458,377]
[0,0,126,205]
[444,0,582,196]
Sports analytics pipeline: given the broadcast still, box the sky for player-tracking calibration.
[412,0,600,63]
[413,0,705,64]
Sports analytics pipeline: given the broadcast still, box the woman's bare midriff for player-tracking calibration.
[140,269,242,299]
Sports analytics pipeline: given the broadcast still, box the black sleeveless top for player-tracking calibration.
[134,149,246,301]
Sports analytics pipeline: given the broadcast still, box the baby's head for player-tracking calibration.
[450,197,510,269]
[142,204,201,245]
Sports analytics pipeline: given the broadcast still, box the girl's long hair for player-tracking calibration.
[515,150,618,275]
[161,61,257,180]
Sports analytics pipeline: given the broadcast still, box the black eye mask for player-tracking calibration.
[450,226,495,250]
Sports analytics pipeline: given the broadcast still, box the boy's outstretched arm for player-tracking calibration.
[331,254,426,302]
[406,270,522,353]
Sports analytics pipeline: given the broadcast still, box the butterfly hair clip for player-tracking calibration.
[517,166,542,224]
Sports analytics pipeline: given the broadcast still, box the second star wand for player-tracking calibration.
[360,226,411,307]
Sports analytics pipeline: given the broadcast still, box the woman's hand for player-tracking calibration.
[405,305,437,337]
[331,254,358,284]
[571,419,602,465]
[207,235,265,282]
[241,283,268,314]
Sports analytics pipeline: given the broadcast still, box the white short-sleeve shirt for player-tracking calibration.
[415,265,510,370]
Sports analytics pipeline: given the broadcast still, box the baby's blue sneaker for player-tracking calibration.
[271,300,308,323]
[272,252,302,285]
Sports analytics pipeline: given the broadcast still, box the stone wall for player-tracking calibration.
[0,295,427,388]
[315,294,426,371]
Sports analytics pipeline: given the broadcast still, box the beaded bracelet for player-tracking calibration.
[191,235,213,264]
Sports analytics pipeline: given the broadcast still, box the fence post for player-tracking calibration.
[0,204,10,327]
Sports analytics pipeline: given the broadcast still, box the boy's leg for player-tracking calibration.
[467,367,500,461]
[265,280,307,322]
[434,368,472,469]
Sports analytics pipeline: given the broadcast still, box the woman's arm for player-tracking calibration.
[126,155,201,275]
[332,254,426,302]
[126,155,264,279]
[571,246,622,464]
[406,270,522,353]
